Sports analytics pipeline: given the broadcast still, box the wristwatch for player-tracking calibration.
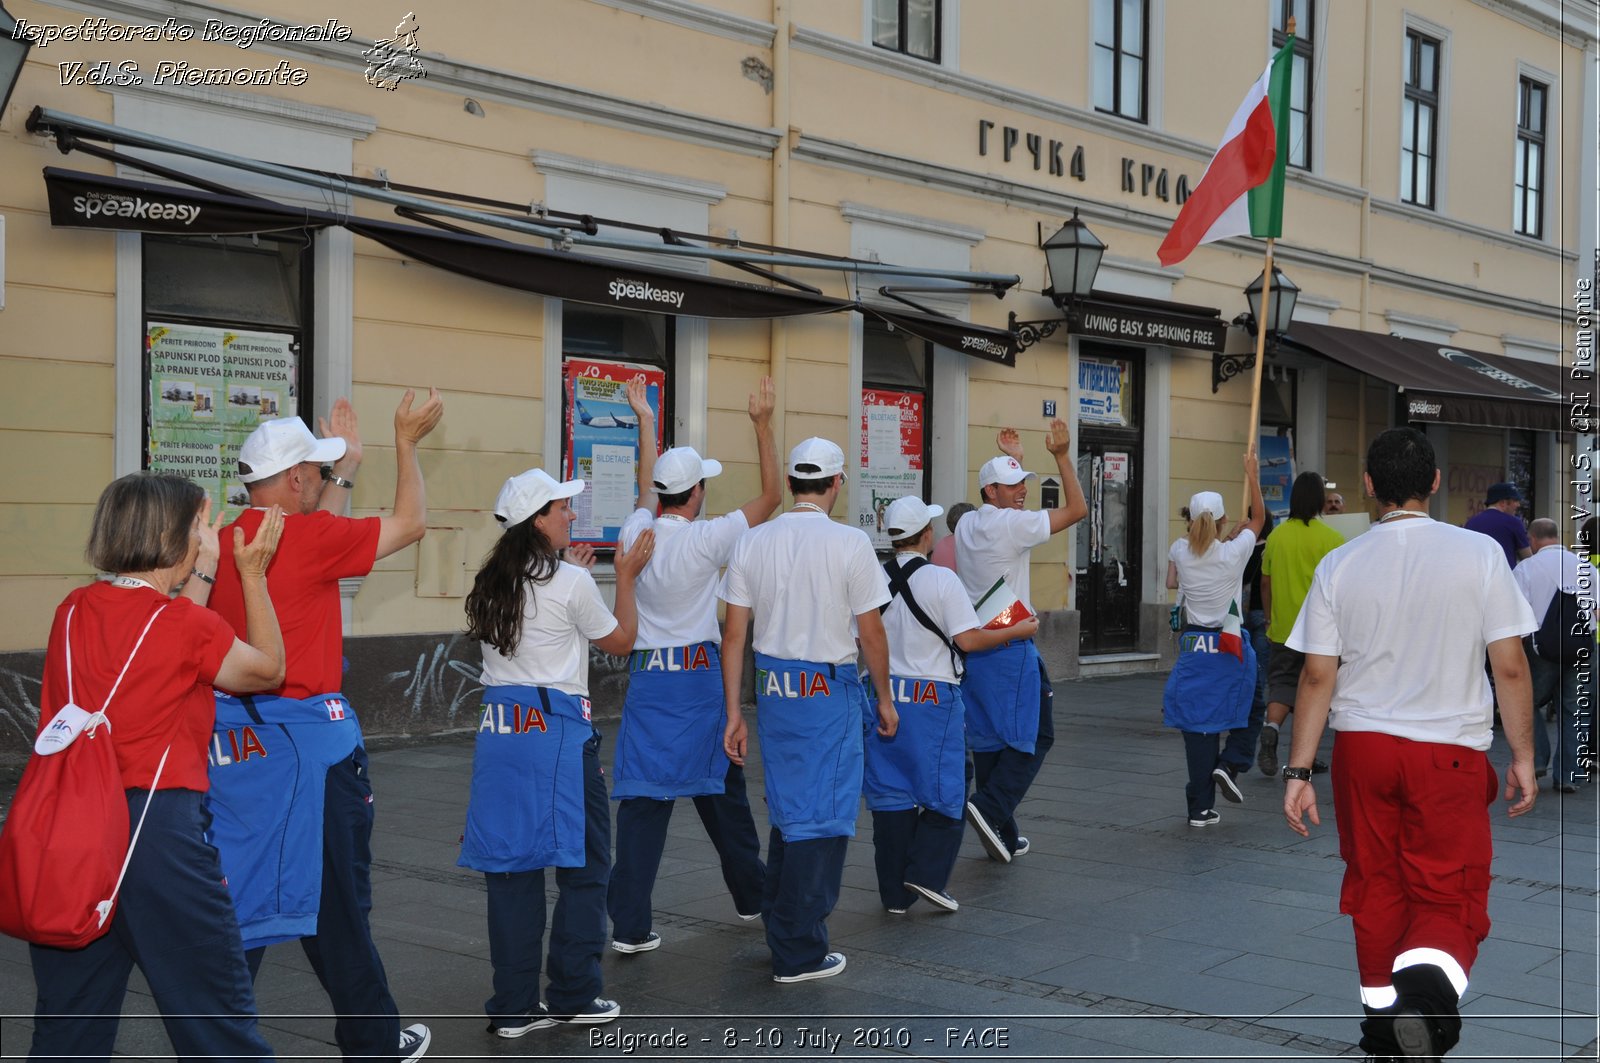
[1282,766,1313,782]
[327,475,355,490]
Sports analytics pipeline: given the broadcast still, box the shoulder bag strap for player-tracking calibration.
[881,556,965,680]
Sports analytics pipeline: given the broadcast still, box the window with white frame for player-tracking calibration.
[872,0,940,63]
[1514,75,1546,239]
[1401,28,1441,209]
[1093,0,1148,122]
[1272,0,1314,171]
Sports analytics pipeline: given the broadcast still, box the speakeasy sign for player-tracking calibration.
[978,120,1194,204]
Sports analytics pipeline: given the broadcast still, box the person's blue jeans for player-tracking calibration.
[609,763,765,942]
[1530,652,1589,787]
[761,830,848,977]
[482,730,610,1019]
[1220,610,1271,773]
[30,789,273,1063]
[871,808,964,909]
[969,662,1054,851]
[1181,731,1223,818]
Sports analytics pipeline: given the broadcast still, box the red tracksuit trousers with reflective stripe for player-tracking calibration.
[1330,730,1498,992]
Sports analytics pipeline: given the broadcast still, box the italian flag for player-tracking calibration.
[1157,38,1295,267]
[1219,599,1245,662]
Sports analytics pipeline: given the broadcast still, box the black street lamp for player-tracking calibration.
[0,3,32,123]
[1214,265,1301,392]
[1010,209,1106,349]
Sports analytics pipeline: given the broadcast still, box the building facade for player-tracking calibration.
[0,0,1593,748]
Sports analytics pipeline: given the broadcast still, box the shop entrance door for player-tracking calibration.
[1074,346,1144,655]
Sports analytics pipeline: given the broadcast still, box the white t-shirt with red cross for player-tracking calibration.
[953,504,1052,611]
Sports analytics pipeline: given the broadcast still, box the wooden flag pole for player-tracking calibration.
[1242,237,1275,520]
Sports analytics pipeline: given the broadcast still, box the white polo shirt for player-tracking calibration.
[478,561,618,697]
[719,510,889,665]
[1512,543,1597,628]
[1288,517,1536,750]
[953,504,1052,610]
[884,554,982,683]
[619,507,749,648]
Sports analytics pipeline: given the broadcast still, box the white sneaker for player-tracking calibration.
[398,1023,431,1059]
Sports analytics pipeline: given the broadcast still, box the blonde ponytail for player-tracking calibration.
[1186,513,1220,556]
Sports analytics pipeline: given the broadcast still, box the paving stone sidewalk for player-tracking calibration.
[1,673,1595,1061]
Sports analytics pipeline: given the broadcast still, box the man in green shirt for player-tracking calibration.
[1257,472,1347,777]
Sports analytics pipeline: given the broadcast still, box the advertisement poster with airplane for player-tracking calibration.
[563,356,666,547]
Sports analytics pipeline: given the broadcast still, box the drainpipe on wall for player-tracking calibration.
[769,0,791,448]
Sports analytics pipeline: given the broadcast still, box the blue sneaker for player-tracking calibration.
[773,952,847,983]
[550,998,621,1024]
[399,1023,431,1058]
[610,932,661,954]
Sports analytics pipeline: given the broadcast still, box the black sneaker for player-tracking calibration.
[549,998,621,1024]
[904,881,959,912]
[1257,727,1280,777]
[1212,764,1245,804]
[965,800,1011,863]
[1011,837,1030,857]
[1188,809,1221,827]
[1391,1007,1439,1061]
[488,1008,554,1039]
[398,1023,431,1058]
[610,932,661,954]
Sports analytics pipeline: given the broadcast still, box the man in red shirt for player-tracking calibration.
[209,389,443,1063]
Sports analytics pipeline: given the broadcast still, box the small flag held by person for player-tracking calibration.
[1157,37,1296,266]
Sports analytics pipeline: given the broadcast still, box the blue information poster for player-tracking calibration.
[1258,433,1294,521]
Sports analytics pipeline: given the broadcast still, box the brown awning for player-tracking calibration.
[1283,322,1583,434]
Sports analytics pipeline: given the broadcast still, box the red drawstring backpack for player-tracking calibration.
[0,602,172,948]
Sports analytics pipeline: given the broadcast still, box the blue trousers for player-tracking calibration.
[246,746,399,1062]
[484,732,610,1018]
[1182,730,1224,818]
[1530,652,1591,787]
[1219,610,1271,773]
[761,830,848,977]
[968,661,1054,850]
[30,789,273,1063]
[871,808,964,909]
[608,763,764,942]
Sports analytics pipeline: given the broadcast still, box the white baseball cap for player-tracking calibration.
[653,447,723,495]
[1189,491,1226,520]
[237,418,346,483]
[788,437,845,478]
[494,469,585,528]
[884,496,943,540]
[978,455,1035,489]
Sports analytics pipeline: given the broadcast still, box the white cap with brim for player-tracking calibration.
[237,418,347,483]
[884,496,943,540]
[495,469,585,529]
[1188,491,1226,520]
[653,447,723,495]
[978,455,1035,489]
[788,437,845,478]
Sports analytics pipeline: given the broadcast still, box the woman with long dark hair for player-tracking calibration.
[458,469,653,1037]
[1163,452,1264,827]
[24,473,285,1061]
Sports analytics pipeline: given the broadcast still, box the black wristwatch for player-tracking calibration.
[1283,766,1313,782]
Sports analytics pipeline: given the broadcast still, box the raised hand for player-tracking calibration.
[997,427,1023,461]
[195,497,226,570]
[233,505,284,579]
[749,375,775,426]
[1044,419,1072,457]
[395,387,444,446]
[564,542,598,571]
[318,397,363,467]
[1243,448,1260,478]
[625,378,655,421]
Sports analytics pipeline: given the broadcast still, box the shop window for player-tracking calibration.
[859,319,932,552]
[142,233,313,508]
[1514,75,1546,239]
[1272,0,1314,170]
[561,304,674,547]
[872,0,940,63]
[1508,431,1536,518]
[1401,29,1441,209]
[1093,0,1148,122]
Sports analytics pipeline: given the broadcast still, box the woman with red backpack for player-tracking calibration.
[19,473,287,1061]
